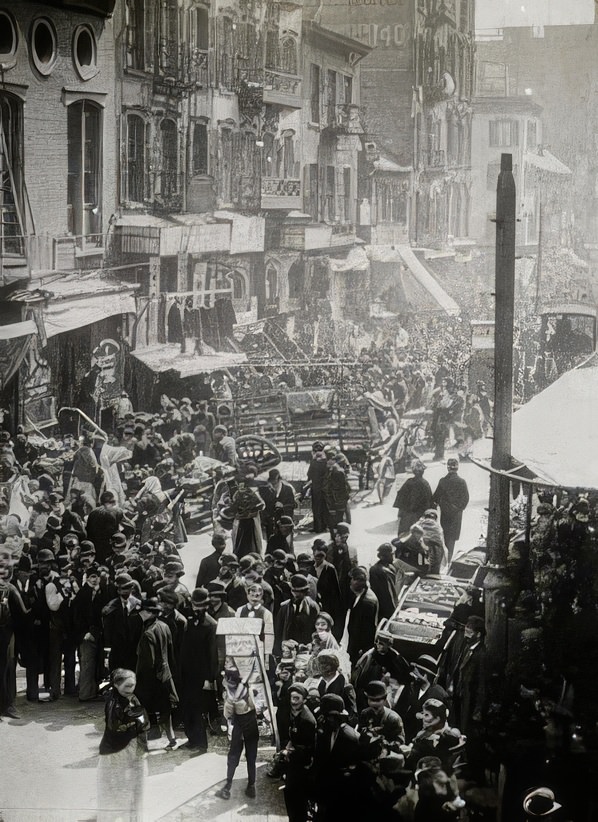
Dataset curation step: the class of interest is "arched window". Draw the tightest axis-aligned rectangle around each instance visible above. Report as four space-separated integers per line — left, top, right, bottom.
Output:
230 271 247 301
266 265 278 301
67 101 102 241
280 36 297 75
160 119 178 197
127 113 146 202
0 92 25 256
288 259 303 300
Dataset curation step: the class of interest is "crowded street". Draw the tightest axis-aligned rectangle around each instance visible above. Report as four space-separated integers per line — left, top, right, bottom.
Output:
2 1 598 821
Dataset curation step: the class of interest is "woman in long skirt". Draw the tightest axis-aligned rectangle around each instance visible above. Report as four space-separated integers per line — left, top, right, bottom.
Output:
97 668 149 822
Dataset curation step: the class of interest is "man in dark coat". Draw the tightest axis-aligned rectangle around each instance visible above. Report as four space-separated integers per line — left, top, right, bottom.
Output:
101 573 144 672
273 574 320 657
306 441 327 534
86 491 127 564
351 635 411 712
359 679 405 749
392 460 433 537
368 543 402 620
195 533 227 588
312 540 344 640
432 458 470 562
259 469 296 539
451 615 485 779
322 450 351 536
72 564 110 701
282 683 317 822
346 567 379 666
180 587 218 752
206 581 236 621
397 654 450 742
264 549 292 616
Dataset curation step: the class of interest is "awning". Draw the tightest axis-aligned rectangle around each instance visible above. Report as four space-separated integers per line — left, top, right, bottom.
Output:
0 319 37 340
524 150 572 176
397 246 461 315
131 344 248 378
373 156 411 174
44 291 137 338
472 356 598 489
328 246 369 273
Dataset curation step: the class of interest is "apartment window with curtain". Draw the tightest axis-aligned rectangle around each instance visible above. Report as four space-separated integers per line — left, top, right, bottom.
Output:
325 165 336 221
489 119 519 147
342 75 353 105
127 113 146 203
160 119 178 198
279 35 297 74
283 133 294 179
306 163 318 220
310 64 320 123
0 92 25 256
126 0 145 69
159 0 178 76
67 100 102 241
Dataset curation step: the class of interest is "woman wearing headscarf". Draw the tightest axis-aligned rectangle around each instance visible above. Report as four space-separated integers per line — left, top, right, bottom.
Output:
97 668 150 821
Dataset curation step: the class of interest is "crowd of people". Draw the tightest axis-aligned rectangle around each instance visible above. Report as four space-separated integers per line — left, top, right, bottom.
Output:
0 367 573 822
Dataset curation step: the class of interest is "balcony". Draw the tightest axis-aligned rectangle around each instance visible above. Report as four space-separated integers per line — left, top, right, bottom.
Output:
261 177 302 210
324 104 364 135
280 222 356 252
235 70 264 116
182 48 208 88
421 149 446 169
264 69 302 108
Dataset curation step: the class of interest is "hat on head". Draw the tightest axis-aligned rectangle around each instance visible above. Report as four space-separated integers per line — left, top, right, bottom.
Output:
114 573 134 588
312 539 327 554
46 514 62 531
312 441 325 452
48 492 64 504
158 589 180 606
319 693 347 716
290 574 309 592
80 540 95 554
278 515 294 527
86 564 100 576
523 788 562 817
414 756 443 777
17 554 32 573
349 566 368 581
335 523 350 535
377 542 394 556
315 611 334 630
213 425 227 435
411 460 426 473
164 561 185 576
207 580 227 596
365 680 387 700
239 555 256 572
466 615 485 635
272 549 287 562
36 549 55 563
191 587 210 605
422 698 447 722
414 654 439 678
141 597 162 614
111 533 128 548
317 649 340 669
288 683 308 699
296 552 313 565
219 553 239 567
62 532 80 546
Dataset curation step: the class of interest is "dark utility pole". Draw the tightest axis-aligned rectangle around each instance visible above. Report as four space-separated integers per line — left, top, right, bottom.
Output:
485 153 516 684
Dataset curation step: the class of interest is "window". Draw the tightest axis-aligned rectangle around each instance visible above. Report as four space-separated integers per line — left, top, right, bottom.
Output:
342 168 351 223
0 92 25 257
230 271 246 301
192 122 208 175
73 25 98 80
30 18 57 76
126 0 149 70
283 133 294 179
489 119 519 147
279 35 297 75
160 119 178 198
195 6 209 51
266 265 278 301
67 101 102 243
527 120 537 149
0 11 18 61
219 128 233 203
262 132 274 178
288 259 303 299
306 163 318 220
310 65 320 123
159 0 178 76
126 114 146 203
325 165 336 221
327 70 337 125
342 75 353 105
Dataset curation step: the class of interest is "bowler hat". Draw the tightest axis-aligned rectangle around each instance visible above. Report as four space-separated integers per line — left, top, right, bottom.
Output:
86 564 100 576
36 549 55 563
414 654 439 678
46 514 62 531
191 587 209 605
297 552 313 565
219 554 239 567
114 573 134 588
158 589 180 606
319 693 347 716
111 533 127 548
272 549 287 562
335 523 350 535
141 597 162 614
523 787 562 817
278 515 294 527
207 581 227 596
164 561 185 576
365 680 387 700
290 574 309 591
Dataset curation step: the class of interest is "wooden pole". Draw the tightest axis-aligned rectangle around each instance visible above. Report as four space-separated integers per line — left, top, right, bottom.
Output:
485 153 517 686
